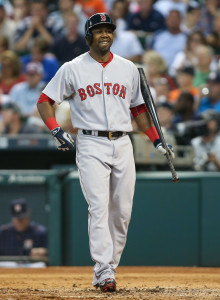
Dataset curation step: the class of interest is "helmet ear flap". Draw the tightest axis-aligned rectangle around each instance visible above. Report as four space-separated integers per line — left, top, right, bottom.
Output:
85 19 93 46
86 32 93 46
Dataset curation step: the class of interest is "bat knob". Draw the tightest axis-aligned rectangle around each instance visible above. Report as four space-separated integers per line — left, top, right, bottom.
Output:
172 178 180 183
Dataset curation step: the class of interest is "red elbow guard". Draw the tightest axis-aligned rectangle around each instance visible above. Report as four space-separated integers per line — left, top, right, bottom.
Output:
130 103 148 118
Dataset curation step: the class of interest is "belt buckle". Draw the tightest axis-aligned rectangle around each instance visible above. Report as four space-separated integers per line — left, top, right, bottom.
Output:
108 132 117 140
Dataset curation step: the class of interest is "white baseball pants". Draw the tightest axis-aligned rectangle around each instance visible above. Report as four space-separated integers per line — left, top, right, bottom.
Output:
76 131 136 285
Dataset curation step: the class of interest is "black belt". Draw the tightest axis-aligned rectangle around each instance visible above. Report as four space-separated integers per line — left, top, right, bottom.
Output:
82 130 128 140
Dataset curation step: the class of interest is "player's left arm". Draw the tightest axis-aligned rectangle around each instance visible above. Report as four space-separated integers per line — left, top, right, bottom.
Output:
130 104 174 158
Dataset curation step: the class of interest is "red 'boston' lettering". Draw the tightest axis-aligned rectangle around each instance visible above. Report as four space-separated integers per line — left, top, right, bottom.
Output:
86 85 95 97
113 83 120 95
119 85 126 99
78 88 87 101
94 83 102 94
104 83 112 94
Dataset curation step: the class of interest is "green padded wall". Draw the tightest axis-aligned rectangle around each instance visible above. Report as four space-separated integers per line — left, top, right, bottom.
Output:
0 170 62 265
201 176 220 266
63 171 220 267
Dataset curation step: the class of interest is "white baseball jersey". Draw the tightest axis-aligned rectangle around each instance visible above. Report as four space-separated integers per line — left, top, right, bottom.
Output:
43 51 144 286
43 52 144 131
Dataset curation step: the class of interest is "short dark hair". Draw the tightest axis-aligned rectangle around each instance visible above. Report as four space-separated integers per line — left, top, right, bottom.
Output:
177 92 194 104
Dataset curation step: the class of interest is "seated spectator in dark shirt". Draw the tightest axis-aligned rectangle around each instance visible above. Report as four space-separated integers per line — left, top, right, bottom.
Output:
127 0 166 48
206 10 220 56
197 72 220 114
0 198 48 257
197 0 219 36
50 12 89 65
127 0 166 33
20 37 60 83
0 102 41 134
173 92 200 124
156 101 175 135
192 109 220 171
14 0 64 54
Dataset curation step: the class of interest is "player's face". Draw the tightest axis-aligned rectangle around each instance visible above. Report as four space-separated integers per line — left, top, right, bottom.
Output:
90 25 113 55
12 217 30 232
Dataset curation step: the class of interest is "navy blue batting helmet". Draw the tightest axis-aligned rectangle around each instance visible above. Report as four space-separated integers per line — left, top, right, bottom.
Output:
85 13 116 45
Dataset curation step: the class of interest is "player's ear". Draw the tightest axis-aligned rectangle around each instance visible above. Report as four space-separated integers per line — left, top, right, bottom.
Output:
85 35 93 46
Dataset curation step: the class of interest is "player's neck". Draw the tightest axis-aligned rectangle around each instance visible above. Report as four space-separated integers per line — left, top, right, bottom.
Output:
89 49 111 63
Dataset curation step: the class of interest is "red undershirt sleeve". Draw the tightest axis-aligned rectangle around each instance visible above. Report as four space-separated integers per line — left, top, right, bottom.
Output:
37 93 55 105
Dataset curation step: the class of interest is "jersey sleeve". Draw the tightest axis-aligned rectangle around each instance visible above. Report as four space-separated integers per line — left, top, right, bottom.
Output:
42 63 75 104
130 64 145 108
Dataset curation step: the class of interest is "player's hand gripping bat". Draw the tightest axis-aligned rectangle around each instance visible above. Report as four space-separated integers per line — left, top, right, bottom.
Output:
138 67 180 183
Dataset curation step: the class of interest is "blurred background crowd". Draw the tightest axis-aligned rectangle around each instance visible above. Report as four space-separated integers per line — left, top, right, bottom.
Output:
0 0 220 171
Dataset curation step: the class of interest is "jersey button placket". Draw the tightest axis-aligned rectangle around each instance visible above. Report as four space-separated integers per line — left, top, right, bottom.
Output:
103 69 110 131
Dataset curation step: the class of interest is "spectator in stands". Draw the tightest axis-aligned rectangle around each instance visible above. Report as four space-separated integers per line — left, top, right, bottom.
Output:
197 0 219 35
142 50 176 90
0 198 48 257
20 38 60 83
197 72 220 114
111 28 144 63
0 35 9 60
127 0 166 48
154 0 187 18
156 101 174 133
49 0 87 36
156 101 176 138
110 0 129 32
169 66 199 103
50 12 89 65
154 77 171 104
193 45 216 88
0 0 16 49
12 0 30 24
206 10 220 56
180 3 201 35
173 92 200 124
151 10 187 69
76 0 107 18
45 0 59 13
192 109 220 171
169 30 207 77
14 0 64 54
0 50 26 95
9 62 45 117
0 102 41 134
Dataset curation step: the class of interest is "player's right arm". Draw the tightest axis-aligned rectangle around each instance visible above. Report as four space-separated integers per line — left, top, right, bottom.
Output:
37 93 74 151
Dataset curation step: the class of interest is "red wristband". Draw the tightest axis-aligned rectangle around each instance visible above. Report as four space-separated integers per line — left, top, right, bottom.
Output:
145 126 159 143
45 117 59 131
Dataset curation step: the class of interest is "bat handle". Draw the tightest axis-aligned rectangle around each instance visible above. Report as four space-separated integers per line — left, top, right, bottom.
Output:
165 153 180 183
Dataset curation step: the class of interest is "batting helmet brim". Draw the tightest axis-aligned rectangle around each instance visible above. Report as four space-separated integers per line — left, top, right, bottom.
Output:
88 22 116 32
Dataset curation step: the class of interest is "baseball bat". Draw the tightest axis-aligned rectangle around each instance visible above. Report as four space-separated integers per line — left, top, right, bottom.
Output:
138 67 180 183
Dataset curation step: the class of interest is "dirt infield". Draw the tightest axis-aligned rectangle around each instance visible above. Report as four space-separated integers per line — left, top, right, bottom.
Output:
0 266 220 300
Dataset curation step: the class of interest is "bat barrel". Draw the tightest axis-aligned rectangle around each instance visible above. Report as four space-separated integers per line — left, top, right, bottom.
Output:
138 67 180 183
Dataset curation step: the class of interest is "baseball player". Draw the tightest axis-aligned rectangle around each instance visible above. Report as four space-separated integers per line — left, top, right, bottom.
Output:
37 13 174 292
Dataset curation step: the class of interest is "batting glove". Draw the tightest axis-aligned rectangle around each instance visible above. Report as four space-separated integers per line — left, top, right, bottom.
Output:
51 127 74 151
154 139 175 159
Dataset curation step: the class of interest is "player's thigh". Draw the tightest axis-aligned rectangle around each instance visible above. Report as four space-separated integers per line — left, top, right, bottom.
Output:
110 136 136 204
76 135 112 208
